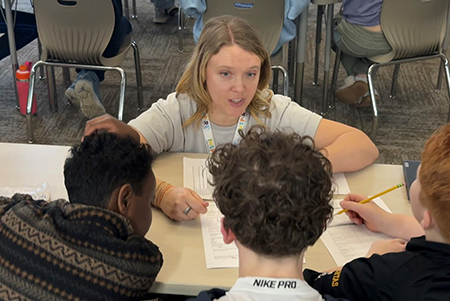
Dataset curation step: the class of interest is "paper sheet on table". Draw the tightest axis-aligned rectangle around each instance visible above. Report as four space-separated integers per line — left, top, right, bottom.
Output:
0 182 51 201
183 157 214 200
321 197 393 266
200 202 239 269
332 173 351 195
200 202 307 269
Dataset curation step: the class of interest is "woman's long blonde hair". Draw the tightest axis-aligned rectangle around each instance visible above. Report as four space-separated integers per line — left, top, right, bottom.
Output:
176 15 273 128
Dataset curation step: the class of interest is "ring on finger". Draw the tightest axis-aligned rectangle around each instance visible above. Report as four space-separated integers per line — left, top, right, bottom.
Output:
183 206 192 215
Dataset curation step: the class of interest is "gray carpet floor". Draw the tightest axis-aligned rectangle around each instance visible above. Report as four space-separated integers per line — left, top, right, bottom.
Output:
1 2 449 165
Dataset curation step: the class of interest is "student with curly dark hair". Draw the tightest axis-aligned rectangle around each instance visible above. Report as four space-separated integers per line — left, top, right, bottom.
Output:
0 132 163 300
64 131 156 237
188 126 349 301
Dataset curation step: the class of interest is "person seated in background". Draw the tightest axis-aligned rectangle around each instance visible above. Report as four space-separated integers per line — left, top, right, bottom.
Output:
0 132 163 300
178 0 308 55
304 123 450 300
64 0 132 119
188 126 349 301
83 15 379 222
150 0 179 23
333 0 391 107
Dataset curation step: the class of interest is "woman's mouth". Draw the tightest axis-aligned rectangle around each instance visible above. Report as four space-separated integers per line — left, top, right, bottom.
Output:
229 98 246 107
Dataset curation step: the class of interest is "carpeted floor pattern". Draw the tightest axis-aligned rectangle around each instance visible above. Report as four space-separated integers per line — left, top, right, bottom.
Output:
0 2 449 165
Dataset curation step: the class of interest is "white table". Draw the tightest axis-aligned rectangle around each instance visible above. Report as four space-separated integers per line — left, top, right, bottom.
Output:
0 142 69 199
0 143 412 296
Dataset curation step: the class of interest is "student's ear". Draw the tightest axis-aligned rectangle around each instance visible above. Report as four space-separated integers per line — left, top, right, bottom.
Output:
220 217 236 244
117 184 133 215
420 209 435 230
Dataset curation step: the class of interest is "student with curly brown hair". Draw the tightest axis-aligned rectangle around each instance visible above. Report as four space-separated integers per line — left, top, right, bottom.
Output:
304 123 450 300
186 126 349 301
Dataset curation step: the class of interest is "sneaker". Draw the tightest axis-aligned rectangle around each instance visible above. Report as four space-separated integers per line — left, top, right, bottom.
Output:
335 75 366 105
335 75 379 107
65 81 79 105
75 71 106 119
153 5 178 24
356 89 380 108
154 9 170 24
166 5 179 16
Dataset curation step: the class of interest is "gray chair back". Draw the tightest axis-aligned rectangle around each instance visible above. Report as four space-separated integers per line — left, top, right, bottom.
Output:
34 0 115 65
369 0 449 63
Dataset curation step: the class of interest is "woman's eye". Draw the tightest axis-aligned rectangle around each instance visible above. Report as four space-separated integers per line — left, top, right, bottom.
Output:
220 72 230 77
247 72 257 78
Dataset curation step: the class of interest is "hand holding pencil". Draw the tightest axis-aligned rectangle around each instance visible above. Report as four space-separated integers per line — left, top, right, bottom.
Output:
336 183 405 215
337 183 404 234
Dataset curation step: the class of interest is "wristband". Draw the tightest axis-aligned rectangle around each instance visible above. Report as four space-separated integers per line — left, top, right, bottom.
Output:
154 181 174 208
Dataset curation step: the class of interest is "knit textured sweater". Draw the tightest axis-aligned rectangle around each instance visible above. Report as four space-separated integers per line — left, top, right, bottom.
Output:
0 194 163 301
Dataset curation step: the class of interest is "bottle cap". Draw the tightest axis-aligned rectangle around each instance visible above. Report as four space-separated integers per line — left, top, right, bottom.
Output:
16 65 30 80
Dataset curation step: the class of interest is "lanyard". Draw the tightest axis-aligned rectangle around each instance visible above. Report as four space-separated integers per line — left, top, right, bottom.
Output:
202 112 247 154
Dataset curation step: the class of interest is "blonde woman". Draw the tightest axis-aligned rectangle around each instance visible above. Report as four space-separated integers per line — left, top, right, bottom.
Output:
85 15 379 221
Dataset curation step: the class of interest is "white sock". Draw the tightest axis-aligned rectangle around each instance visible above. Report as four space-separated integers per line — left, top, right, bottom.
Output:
354 75 368 83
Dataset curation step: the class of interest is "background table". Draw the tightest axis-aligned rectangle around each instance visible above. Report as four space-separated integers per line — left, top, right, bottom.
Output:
0 143 413 296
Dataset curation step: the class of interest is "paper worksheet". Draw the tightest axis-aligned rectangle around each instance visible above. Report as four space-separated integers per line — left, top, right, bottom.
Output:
320 197 393 266
200 202 239 269
200 202 306 269
183 157 350 199
332 173 351 195
183 157 214 200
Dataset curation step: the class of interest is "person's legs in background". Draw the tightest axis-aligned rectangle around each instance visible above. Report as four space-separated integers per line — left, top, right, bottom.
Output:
65 69 105 119
151 0 178 24
65 0 132 119
332 18 391 107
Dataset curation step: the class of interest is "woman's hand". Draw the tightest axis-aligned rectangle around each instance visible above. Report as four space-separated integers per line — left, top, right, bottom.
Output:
160 187 209 221
84 114 140 142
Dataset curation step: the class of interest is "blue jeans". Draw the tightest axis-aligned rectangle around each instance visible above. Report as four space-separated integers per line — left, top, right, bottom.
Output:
76 0 132 82
151 0 175 10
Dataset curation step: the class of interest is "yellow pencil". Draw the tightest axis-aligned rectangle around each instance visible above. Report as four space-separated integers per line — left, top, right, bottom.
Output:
336 183 405 215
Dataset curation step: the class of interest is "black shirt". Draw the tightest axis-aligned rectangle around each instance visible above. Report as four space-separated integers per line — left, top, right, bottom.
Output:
304 236 450 301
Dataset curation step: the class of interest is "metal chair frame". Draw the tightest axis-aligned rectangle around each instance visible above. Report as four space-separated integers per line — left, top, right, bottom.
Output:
364 53 450 140
177 7 191 53
27 0 144 143
328 0 450 141
310 0 341 115
124 0 138 20
27 40 144 143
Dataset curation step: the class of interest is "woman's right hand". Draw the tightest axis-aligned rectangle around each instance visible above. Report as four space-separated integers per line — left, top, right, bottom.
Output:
160 187 209 221
84 114 140 142
340 193 391 233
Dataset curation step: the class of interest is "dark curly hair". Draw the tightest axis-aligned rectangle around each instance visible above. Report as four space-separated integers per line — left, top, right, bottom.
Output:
64 131 156 208
207 126 334 258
